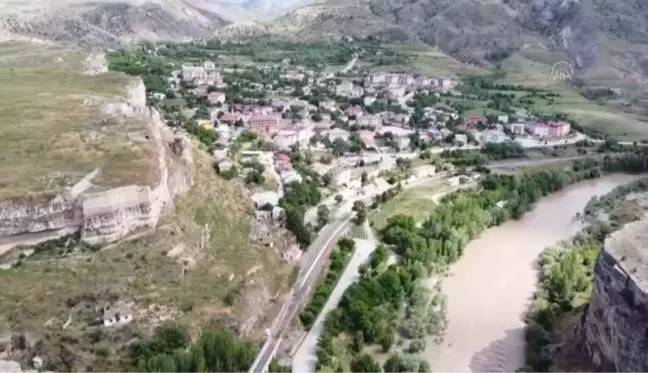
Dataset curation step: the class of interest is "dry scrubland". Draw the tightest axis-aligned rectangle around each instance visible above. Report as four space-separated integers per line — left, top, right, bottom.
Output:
0 42 294 370
0 42 157 201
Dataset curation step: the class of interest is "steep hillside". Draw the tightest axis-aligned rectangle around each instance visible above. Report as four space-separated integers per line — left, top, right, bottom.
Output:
0 0 231 49
270 0 648 105
0 41 295 371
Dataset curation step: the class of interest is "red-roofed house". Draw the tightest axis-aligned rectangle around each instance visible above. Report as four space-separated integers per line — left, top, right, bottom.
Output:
248 114 283 131
359 130 376 149
465 115 487 125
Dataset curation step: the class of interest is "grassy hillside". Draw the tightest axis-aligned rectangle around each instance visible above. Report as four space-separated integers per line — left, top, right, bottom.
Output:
0 42 157 201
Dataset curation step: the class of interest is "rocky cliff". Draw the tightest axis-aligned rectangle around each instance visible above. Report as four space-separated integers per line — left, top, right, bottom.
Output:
579 218 648 371
0 74 193 250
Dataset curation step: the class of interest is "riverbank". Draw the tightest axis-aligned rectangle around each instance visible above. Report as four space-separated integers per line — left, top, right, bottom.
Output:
424 174 640 372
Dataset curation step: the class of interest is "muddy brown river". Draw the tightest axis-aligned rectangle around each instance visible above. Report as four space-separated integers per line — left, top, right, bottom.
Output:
425 174 640 372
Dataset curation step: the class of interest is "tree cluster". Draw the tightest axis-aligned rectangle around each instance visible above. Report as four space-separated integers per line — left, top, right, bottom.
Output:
300 238 356 329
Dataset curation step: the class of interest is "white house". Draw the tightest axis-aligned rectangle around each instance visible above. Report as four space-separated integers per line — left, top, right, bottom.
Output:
497 115 510 124
102 303 133 327
357 115 383 128
394 135 411 150
364 96 377 107
455 134 468 145
252 191 280 208
480 129 510 144
280 170 303 185
326 128 350 142
336 81 364 98
510 122 525 135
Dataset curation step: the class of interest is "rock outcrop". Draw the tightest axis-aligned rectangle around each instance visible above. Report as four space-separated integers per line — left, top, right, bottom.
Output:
579 218 648 371
0 76 193 250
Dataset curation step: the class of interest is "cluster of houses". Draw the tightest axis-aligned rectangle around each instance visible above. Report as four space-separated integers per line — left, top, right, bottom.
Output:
463 114 572 144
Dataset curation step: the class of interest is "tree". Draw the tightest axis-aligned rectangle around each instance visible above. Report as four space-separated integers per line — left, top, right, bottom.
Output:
335 194 344 204
361 171 368 186
353 200 367 225
245 170 265 185
350 354 381 373
317 205 331 228
383 355 402 373
331 138 349 157
378 332 395 353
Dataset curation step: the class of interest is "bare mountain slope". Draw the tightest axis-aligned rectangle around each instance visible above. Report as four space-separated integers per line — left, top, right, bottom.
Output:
270 0 648 81
0 0 232 48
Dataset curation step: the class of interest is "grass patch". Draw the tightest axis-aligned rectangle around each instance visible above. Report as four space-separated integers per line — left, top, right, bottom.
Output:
0 41 157 201
369 190 438 230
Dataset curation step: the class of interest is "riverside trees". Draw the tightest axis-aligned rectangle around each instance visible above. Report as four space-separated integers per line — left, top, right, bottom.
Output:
314 153 648 371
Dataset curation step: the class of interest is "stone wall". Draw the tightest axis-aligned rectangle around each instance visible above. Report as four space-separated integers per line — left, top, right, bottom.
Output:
0 77 194 251
579 218 648 371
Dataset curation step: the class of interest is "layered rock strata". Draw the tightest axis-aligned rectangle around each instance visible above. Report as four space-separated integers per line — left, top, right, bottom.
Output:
0 78 193 250
579 218 648 371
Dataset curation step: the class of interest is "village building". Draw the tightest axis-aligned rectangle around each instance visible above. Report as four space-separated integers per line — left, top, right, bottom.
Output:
546 120 571 138
359 130 377 149
357 115 383 128
394 135 411 150
364 96 377 107
479 129 509 144
510 122 525 135
345 105 364 118
336 81 364 98
280 170 303 185
248 114 283 131
454 134 468 145
207 91 226 105
326 128 350 142
251 191 280 209
102 303 133 327
319 100 337 111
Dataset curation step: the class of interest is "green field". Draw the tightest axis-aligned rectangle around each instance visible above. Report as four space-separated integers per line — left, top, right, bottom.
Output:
501 55 648 140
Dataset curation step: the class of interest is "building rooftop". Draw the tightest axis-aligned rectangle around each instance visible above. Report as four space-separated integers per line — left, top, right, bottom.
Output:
605 218 648 291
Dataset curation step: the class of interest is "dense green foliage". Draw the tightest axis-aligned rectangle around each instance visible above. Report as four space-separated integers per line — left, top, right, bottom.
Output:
108 47 173 94
300 238 356 329
131 324 257 372
481 140 526 160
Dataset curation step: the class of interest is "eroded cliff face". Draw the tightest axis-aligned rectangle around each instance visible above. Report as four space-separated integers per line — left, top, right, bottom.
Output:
579 218 648 371
0 76 194 250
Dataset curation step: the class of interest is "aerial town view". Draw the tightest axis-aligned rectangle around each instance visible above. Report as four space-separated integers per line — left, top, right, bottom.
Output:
2 1 648 373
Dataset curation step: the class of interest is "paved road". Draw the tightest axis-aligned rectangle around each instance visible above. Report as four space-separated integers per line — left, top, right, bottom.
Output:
249 218 352 373
292 224 378 373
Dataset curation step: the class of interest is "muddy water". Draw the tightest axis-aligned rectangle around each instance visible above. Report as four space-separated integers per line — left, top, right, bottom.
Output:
425 174 640 372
